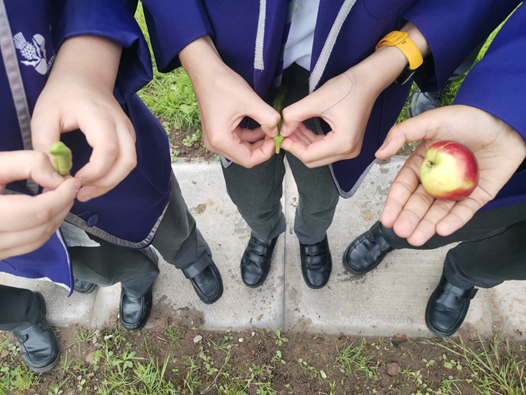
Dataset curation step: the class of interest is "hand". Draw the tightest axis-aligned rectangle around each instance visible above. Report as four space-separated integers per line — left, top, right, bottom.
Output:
280 22 430 168
180 36 280 168
279 67 379 168
376 105 526 246
0 151 80 260
31 36 136 202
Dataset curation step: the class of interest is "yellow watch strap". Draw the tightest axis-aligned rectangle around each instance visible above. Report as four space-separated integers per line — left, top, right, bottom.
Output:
375 31 423 70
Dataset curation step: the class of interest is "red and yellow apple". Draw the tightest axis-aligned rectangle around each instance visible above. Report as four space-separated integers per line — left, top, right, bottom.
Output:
420 141 479 201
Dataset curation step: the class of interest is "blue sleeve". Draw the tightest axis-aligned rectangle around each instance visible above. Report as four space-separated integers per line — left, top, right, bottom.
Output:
402 0 522 92
453 4 526 142
141 0 213 73
52 0 153 102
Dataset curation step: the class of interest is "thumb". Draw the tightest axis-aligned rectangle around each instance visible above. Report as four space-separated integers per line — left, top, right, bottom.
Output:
31 108 62 153
375 110 441 159
244 95 281 138
281 94 321 137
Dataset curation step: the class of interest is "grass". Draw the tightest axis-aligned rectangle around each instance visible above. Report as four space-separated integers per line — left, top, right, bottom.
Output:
423 333 526 395
134 3 201 162
1 328 526 394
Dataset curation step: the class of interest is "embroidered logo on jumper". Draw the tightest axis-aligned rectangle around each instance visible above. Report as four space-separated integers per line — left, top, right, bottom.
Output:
13 32 48 75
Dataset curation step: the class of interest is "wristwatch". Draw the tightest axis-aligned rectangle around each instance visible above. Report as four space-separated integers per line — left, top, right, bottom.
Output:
375 31 423 85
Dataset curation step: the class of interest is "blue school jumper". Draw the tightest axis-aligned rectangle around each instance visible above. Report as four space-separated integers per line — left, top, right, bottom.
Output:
0 0 171 293
141 0 525 210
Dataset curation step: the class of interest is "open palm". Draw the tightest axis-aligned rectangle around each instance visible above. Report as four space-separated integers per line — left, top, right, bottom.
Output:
376 105 526 246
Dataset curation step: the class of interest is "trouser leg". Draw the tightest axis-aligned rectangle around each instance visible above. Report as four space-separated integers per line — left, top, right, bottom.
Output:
382 201 526 250
287 152 340 244
444 219 526 289
281 64 340 245
69 238 159 299
381 201 526 288
152 172 212 270
222 153 287 241
448 42 484 81
0 285 42 332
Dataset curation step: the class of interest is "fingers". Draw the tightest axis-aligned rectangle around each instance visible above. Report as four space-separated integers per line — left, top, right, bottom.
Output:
73 109 137 194
376 110 444 159
0 177 76 260
31 109 62 155
0 151 66 190
243 94 281 138
281 124 361 167
0 177 78 232
281 93 322 137
0 199 72 260
404 199 455 246
380 153 423 228
435 193 487 237
204 126 275 168
236 127 267 143
76 118 137 202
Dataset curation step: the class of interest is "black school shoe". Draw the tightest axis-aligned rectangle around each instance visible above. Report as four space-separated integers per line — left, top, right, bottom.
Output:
343 221 394 275
73 277 99 294
12 292 60 373
120 287 153 332
425 273 478 337
240 235 278 288
182 258 223 304
300 235 332 289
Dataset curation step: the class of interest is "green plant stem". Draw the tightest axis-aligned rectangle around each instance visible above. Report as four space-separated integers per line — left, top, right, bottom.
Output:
272 86 288 154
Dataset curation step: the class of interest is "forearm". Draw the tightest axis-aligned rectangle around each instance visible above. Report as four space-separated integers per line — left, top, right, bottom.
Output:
49 35 122 92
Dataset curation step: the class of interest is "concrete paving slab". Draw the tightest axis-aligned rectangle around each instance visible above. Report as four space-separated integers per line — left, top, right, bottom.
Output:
487 281 526 338
0 272 94 327
1 157 524 339
156 161 285 332
282 158 494 338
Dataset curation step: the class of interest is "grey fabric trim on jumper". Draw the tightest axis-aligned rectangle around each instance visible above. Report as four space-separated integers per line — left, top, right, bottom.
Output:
220 155 233 169
254 0 266 71
313 118 374 199
309 0 357 93
0 0 38 195
64 199 170 249
1 188 19 195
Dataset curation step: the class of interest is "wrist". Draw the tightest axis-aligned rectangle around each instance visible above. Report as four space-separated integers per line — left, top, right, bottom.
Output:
180 35 224 82
353 45 408 93
51 36 121 92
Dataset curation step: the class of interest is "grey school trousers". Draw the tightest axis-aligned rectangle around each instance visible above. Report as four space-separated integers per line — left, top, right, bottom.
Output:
70 171 212 297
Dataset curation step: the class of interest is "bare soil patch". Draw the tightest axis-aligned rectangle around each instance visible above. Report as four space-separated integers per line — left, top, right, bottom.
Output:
3 303 524 394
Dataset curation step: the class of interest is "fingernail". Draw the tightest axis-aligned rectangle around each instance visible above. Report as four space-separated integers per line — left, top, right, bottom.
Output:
74 180 82 192
280 125 288 136
52 172 63 181
379 140 389 150
78 176 88 185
